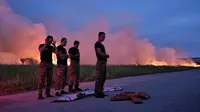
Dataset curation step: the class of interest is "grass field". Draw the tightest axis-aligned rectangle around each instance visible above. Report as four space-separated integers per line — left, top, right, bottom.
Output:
0 64 199 96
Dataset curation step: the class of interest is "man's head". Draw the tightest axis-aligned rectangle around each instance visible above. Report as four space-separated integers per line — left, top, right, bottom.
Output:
98 32 106 42
45 35 53 45
73 40 80 48
61 37 67 46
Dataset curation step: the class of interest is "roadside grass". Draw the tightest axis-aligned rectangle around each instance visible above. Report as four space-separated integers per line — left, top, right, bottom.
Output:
0 64 199 96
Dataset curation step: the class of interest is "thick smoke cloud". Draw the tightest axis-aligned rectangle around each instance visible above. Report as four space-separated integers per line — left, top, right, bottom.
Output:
0 0 196 66
0 0 46 62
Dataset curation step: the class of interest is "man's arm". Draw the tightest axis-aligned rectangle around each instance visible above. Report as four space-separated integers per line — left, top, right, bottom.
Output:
95 43 107 57
52 45 58 55
52 40 58 55
69 54 77 58
58 50 68 59
38 44 47 53
96 48 106 57
68 48 77 59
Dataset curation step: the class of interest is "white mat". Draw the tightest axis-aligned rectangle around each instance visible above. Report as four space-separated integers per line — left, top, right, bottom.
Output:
52 86 123 102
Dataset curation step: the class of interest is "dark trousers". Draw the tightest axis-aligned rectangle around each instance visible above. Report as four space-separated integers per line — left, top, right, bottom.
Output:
38 62 53 96
69 60 80 88
95 60 107 94
55 65 67 91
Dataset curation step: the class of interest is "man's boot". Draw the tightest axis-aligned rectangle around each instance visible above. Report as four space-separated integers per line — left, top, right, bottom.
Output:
74 85 82 92
60 90 68 94
68 85 74 93
45 89 54 97
102 93 108 97
38 90 44 100
46 93 54 97
55 91 62 96
94 90 104 98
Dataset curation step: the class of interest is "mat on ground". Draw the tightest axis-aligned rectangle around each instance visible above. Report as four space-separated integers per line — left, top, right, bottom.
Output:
52 86 123 102
110 91 151 104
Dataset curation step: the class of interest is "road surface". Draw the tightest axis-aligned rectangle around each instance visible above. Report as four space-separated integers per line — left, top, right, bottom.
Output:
1 69 200 112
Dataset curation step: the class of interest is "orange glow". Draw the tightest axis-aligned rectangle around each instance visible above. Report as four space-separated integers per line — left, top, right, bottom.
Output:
52 54 57 65
0 2 199 67
52 54 70 66
67 58 71 66
135 59 200 67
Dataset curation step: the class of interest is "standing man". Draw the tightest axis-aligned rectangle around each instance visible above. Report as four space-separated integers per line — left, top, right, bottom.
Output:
38 35 58 100
68 40 82 93
94 32 110 98
55 37 68 96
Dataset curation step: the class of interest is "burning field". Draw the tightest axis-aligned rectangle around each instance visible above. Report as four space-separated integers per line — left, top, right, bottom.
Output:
0 0 200 67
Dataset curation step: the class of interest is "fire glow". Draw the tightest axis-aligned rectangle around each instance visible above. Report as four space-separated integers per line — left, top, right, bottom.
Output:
0 0 200 67
146 60 200 67
51 55 200 67
52 54 71 66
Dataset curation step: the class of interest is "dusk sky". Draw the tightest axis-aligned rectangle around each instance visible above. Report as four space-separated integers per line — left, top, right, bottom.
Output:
5 0 200 57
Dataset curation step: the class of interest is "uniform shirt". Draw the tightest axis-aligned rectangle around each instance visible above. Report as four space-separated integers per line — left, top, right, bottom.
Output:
94 41 107 61
68 47 80 63
38 44 55 63
56 45 68 65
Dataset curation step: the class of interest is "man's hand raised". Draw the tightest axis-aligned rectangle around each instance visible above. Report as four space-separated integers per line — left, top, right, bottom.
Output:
106 54 110 58
52 40 56 47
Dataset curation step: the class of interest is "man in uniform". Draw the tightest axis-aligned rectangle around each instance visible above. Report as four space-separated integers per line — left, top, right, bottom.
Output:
38 35 58 100
55 37 68 96
94 32 110 98
68 40 82 93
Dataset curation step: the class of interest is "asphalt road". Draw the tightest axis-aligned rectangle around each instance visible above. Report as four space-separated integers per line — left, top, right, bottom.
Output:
1 69 200 112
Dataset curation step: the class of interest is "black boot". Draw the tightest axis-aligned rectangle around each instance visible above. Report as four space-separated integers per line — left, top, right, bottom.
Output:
102 93 108 96
94 93 104 98
45 89 54 97
38 95 44 100
94 90 104 98
38 91 44 100
46 94 54 97
68 85 74 93
60 90 68 94
55 92 62 96
74 85 82 92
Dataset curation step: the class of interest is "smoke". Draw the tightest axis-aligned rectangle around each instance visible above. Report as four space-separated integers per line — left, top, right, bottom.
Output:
0 0 195 66
64 17 190 65
0 0 46 61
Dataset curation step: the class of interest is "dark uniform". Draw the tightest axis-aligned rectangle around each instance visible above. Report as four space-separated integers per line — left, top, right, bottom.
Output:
38 44 55 97
94 41 107 96
55 45 68 94
68 47 81 92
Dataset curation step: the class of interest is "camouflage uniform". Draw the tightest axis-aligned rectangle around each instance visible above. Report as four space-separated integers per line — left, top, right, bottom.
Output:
55 65 67 91
68 46 82 92
38 62 53 96
69 60 80 88
94 41 108 97
95 60 107 94
38 43 55 98
55 45 68 95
